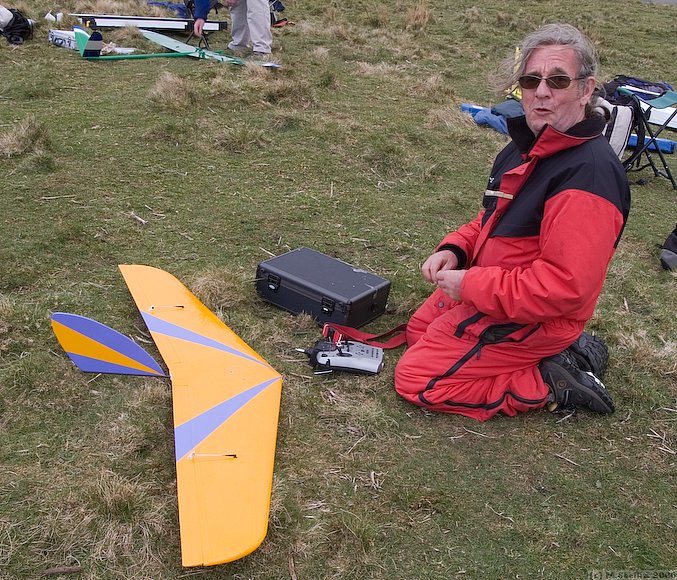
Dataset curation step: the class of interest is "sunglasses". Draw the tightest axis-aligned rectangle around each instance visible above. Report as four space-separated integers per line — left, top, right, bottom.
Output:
518 74 585 90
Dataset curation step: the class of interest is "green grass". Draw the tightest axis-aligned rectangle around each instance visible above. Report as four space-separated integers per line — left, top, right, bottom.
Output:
1 0 676 578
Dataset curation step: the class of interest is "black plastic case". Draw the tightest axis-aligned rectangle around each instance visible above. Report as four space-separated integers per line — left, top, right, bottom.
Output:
256 247 390 327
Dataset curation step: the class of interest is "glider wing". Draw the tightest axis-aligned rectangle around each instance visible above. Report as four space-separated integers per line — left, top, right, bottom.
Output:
118 264 283 567
142 30 281 68
142 30 243 64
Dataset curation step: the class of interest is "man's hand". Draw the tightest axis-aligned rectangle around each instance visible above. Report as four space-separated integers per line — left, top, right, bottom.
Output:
435 269 466 301
193 18 205 36
421 250 459 283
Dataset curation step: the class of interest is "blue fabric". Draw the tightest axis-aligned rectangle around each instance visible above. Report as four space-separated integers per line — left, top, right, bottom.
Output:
147 1 190 17
492 98 524 119
193 0 210 19
472 109 509 135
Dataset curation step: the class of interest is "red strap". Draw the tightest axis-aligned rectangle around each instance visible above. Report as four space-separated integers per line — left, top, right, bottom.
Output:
323 323 408 349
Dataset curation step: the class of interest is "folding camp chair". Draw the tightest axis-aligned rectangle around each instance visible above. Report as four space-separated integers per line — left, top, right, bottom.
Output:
619 87 677 189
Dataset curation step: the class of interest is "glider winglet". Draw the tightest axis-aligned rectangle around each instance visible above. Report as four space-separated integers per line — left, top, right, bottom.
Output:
51 312 166 376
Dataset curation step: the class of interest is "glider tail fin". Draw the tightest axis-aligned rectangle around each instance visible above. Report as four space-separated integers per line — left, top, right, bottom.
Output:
74 26 103 58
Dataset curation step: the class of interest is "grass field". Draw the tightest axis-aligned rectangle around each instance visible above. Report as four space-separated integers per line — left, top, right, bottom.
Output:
1 0 676 578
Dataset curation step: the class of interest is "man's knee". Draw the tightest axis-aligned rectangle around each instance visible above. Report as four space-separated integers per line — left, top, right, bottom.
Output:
394 349 428 402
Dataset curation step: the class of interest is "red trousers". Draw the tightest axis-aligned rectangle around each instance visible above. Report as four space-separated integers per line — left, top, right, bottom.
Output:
394 288 583 421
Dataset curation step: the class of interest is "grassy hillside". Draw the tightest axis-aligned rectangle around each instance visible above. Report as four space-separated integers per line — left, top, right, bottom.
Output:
1 0 675 578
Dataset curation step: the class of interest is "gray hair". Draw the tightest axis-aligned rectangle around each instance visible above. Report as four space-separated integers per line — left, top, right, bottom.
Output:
496 23 601 111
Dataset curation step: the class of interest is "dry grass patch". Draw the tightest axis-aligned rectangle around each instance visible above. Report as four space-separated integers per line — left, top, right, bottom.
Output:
423 104 508 153
405 0 432 31
211 122 269 152
0 115 50 159
93 468 154 521
147 72 198 111
424 104 477 130
409 73 442 95
189 267 252 311
319 380 399 438
355 61 406 78
262 77 315 107
312 46 330 61
93 412 149 461
0 293 13 347
209 74 245 100
270 110 304 131
105 25 149 47
364 3 390 28
210 72 315 108
617 330 677 381
459 5 485 24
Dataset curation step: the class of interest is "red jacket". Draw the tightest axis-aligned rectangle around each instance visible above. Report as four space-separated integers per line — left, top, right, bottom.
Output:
439 115 630 327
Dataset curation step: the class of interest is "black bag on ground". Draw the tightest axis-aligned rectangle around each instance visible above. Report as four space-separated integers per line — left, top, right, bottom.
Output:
0 8 32 45
660 223 677 271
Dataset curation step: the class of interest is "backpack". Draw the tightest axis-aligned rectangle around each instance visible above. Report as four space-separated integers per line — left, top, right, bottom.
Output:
0 8 32 45
596 97 634 160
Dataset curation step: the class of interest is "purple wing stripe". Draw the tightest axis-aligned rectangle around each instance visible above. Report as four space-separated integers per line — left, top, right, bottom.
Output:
141 312 268 367
174 377 279 461
68 353 166 376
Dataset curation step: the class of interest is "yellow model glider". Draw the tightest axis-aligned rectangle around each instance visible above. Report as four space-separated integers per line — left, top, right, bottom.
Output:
51 265 283 566
118 265 283 567
52 265 282 566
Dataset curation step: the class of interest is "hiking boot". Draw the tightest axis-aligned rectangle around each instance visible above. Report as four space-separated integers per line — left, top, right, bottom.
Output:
566 331 608 379
539 350 615 414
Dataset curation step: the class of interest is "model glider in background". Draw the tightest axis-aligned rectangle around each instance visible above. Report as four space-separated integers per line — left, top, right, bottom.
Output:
72 26 280 67
51 265 283 567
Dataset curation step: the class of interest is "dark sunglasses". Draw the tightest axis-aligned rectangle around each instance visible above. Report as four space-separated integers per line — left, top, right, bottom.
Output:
518 74 585 90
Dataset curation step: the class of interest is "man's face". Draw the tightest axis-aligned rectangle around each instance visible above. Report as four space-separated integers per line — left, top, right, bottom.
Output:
521 45 596 134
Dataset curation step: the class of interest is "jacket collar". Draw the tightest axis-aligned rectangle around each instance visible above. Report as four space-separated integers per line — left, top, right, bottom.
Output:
507 114 607 158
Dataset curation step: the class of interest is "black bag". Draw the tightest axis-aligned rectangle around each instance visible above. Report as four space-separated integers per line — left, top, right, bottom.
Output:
0 9 32 45
660 223 677 271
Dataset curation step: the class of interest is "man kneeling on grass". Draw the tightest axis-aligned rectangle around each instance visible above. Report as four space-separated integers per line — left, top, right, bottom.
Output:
395 23 630 421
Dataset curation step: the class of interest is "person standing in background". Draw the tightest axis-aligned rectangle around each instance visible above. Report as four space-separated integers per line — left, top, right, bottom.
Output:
193 0 272 57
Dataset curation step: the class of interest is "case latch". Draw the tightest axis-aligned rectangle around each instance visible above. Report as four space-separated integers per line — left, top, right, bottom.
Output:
267 274 281 292
321 297 335 316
